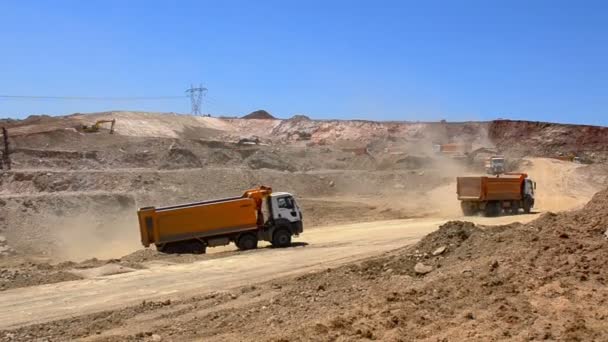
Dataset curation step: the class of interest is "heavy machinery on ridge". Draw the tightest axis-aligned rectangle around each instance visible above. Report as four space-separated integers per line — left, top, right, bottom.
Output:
81 119 116 134
137 186 303 254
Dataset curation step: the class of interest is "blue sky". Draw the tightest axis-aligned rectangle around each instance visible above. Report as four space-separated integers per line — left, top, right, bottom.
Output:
1 0 607 125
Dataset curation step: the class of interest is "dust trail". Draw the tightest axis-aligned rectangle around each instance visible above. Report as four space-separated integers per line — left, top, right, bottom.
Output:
48 209 141 262
520 158 598 212
2 192 145 262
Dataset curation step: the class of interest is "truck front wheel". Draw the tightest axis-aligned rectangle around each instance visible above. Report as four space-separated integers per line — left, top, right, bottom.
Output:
272 229 292 248
236 233 258 250
523 196 533 214
510 201 520 215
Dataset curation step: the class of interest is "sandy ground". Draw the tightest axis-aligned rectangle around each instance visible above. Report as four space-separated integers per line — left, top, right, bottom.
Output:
0 214 539 330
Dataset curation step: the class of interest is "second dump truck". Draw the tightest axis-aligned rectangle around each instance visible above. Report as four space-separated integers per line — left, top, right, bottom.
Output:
137 186 303 253
457 173 536 216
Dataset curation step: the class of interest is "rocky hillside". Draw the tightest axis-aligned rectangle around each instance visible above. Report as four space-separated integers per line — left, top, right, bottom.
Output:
489 120 608 163
3 113 606 162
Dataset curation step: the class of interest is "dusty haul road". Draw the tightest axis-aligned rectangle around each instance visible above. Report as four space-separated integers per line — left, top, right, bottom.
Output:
0 214 538 330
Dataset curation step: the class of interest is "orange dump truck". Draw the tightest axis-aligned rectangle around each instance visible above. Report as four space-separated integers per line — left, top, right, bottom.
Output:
457 173 536 216
137 186 303 253
433 143 472 157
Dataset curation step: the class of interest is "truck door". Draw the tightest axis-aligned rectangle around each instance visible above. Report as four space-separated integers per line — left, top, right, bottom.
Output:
275 196 301 222
524 179 534 198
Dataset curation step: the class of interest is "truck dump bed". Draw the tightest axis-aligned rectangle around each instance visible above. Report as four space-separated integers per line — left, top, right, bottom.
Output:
457 177 483 200
138 196 259 247
457 175 525 201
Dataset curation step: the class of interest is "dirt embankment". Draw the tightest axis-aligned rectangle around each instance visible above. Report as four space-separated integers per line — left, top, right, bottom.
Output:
4 188 605 341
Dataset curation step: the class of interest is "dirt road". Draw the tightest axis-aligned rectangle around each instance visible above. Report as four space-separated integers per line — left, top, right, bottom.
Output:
0 214 538 330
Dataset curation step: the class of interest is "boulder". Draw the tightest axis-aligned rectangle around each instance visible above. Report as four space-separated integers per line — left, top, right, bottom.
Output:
414 263 433 275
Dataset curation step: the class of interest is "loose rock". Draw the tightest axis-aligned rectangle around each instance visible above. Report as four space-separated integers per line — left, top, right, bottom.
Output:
432 246 447 256
414 263 433 275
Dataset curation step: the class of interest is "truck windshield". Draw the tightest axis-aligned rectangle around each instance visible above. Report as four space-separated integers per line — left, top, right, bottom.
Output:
278 197 294 209
527 180 534 194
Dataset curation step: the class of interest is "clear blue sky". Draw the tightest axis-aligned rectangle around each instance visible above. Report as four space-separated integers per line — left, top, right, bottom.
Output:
1 0 607 125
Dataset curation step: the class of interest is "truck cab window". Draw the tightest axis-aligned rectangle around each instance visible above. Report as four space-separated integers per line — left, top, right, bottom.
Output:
278 197 294 209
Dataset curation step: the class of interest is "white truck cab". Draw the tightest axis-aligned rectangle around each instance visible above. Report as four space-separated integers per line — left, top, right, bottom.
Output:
263 193 303 245
523 178 536 212
270 192 303 223
524 178 536 198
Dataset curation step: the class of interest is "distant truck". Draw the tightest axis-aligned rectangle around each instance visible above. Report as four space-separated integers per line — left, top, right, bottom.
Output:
137 186 303 253
457 173 536 216
432 143 472 158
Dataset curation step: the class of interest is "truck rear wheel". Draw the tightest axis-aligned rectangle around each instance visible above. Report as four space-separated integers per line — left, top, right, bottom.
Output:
236 233 258 250
272 229 292 248
510 201 519 215
460 202 476 216
484 201 500 217
157 239 206 254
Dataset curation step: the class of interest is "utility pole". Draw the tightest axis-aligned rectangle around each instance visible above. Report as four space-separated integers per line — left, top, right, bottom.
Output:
1 127 10 170
185 84 208 116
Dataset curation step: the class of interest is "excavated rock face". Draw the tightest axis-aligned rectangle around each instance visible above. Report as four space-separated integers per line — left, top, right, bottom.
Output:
0 235 15 257
489 120 608 163
245 150 296 172
159 148 202 169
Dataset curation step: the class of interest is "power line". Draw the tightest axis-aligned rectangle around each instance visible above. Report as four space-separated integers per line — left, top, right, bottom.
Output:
0 95 185 100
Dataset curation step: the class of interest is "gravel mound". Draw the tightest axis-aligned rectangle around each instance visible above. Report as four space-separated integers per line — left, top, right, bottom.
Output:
242 110 275 120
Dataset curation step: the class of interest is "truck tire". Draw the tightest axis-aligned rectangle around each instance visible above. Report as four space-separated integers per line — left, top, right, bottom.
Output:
157 240 206 254
272 229 292 248
460 202 476 216
510 201 519 215
236 233 258 250
523 196 533 214
484 201 500 217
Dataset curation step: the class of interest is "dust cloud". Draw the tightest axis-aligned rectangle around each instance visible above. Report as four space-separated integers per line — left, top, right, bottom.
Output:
519 158 598 212
47 210 141 262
